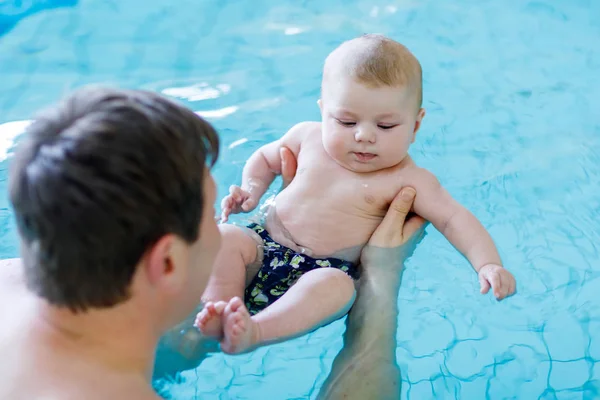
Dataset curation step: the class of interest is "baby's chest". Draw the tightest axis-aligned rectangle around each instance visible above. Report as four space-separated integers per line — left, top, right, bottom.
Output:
297 163 400 214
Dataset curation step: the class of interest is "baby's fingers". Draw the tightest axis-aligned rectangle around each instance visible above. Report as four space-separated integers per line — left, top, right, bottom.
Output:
479 273 491 294
502 274 517 299
241 198 257 212
495 274 514 301
220 197 234 222
509 276 517 296
229 185 244 203
220 207 231 223
487 272 502 299
483 271 502 299
221 195 234 211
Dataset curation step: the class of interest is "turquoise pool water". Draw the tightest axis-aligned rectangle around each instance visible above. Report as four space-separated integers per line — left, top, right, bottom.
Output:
1 0 599 398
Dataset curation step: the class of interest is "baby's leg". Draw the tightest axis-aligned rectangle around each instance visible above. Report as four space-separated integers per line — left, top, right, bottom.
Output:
196 224 260 338
221 268 356 354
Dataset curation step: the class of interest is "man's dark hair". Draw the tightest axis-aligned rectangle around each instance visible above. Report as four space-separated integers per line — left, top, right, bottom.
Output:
8 86 219 312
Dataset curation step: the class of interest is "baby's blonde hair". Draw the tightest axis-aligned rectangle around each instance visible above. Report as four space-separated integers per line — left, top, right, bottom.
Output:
323 34 423 109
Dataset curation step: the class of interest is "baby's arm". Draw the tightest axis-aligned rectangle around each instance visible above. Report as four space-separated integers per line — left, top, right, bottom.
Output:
410 168 515 299
221 122 309 221
411 168 501 270
240 122 308 204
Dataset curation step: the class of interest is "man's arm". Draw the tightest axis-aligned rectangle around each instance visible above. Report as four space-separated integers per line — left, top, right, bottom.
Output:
410 168 502 272
240 122 309 203
318 188 426 400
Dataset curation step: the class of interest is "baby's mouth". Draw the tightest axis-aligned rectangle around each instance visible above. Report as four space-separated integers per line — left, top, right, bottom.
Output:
353 152 377 162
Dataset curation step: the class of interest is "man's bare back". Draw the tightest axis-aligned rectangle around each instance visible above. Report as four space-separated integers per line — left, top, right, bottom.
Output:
0 260 160 400
0 86 227 400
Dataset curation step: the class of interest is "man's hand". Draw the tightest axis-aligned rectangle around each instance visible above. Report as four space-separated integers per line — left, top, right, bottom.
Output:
360 188 427 272
479 263 516 300
280 146 297 189
318 189 426 400
366 188 426 249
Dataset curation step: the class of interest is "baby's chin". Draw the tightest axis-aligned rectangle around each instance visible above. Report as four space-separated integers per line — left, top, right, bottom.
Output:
335 157 388 173
324 146 403 173
336 156 407 173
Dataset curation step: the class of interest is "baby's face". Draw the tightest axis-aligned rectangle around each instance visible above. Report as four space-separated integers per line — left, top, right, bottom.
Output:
319 77 424 173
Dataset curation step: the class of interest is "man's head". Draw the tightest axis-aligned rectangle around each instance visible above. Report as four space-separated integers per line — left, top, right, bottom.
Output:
319 34 425 172
9 86 221 323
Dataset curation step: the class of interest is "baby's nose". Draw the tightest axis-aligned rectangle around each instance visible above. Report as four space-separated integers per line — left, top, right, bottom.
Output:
354 127 376 143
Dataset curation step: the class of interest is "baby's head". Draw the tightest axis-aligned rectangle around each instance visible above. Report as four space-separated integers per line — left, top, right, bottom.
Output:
318 34 425 173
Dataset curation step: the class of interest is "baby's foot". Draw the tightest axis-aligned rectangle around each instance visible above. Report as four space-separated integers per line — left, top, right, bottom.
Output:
220 297 261 354
194 301 227 338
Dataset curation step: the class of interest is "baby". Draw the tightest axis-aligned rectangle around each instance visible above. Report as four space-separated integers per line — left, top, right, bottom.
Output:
196 34 516 354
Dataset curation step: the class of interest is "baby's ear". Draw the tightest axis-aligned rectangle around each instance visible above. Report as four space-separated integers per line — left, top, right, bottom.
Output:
412 108 426 142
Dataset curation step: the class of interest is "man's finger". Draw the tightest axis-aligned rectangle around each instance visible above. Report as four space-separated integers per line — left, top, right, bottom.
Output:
370 188 417 246
280 147 297 188
402 214 426 241
391 188 416 215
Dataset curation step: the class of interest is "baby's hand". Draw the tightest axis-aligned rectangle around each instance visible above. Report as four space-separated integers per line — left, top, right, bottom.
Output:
478 264 516 300
220 185 257 223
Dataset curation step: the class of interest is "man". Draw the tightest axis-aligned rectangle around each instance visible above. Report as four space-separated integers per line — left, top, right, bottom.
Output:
0 86 425 399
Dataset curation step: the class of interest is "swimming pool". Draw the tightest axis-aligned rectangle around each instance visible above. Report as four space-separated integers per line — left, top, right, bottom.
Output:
1 0 599 398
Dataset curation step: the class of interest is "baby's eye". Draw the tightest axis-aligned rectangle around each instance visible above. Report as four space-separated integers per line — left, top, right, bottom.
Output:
335 119 356 127
378 124 397 130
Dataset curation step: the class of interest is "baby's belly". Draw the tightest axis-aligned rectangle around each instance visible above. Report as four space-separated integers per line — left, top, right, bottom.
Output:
264 192 384 263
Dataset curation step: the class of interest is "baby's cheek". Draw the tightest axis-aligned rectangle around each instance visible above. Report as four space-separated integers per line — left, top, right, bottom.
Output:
325 131 347 152
333 132 349 148
387 134 412 153
380 140 410 165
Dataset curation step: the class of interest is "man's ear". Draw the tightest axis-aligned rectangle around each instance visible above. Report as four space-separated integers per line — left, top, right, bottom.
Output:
145 234 185 292
411 108 426 143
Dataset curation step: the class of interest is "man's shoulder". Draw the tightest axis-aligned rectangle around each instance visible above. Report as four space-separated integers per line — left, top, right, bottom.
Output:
0 258 24 289
0 259 27 327
0 380 162 400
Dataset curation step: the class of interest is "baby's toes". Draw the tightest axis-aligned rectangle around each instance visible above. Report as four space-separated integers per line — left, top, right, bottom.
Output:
195 312 209 327
204 302 217 315
227 297 245 313
213 301 228 314
198 313 210 325
234 316 246 331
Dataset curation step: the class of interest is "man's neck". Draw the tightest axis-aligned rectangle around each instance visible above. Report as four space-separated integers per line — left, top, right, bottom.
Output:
34 298 160 380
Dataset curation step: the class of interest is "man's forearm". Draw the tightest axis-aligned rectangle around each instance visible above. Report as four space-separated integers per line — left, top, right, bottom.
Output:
342 274 400 355
317 264 403 400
